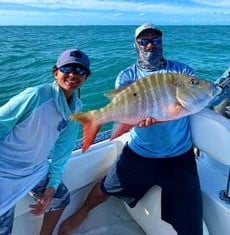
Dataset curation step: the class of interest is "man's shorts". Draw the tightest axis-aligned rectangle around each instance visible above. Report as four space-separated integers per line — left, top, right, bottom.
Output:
0 207 15 235
100 143 200 208
100 144 203 235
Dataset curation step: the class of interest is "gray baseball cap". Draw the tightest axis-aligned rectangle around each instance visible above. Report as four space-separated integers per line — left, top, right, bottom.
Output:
56 49 91 74
135 23 162 39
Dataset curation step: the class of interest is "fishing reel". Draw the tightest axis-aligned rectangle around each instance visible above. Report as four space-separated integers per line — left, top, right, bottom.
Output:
211 68 230 117
216 69 230 89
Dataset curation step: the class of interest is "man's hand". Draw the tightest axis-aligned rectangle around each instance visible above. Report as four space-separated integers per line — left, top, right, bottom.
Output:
138 117 157 127
29 188 55 216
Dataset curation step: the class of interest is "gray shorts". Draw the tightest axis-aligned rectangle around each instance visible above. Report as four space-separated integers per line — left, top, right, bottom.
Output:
0 176 70 235
0 207 15 235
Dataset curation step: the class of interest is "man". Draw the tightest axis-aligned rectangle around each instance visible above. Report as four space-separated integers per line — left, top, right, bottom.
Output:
58 23 209 235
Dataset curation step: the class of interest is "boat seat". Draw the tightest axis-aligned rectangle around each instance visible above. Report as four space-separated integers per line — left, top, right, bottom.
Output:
125 185 177 235
125 185 209 235
190 108 230 166
63 141 118 192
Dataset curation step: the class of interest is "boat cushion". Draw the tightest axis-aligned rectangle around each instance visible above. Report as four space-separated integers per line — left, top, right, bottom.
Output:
190 109 230 165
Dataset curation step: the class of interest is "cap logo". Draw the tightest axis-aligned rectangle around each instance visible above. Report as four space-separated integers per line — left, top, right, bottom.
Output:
70 50 82 58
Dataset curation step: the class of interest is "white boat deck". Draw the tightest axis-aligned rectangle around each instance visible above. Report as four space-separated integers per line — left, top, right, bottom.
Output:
13 182 146 235
69 191 146 235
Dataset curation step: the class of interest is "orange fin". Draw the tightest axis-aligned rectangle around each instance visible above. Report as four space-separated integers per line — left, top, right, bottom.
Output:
70 112 101 152
110 123 134 140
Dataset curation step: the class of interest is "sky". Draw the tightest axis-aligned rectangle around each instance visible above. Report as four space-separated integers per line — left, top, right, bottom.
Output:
0 0 230 25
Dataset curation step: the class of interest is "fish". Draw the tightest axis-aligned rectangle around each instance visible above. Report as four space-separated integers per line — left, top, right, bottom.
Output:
70 72 219 152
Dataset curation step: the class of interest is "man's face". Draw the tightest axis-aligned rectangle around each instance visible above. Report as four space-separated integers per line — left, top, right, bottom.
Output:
136 31 162 51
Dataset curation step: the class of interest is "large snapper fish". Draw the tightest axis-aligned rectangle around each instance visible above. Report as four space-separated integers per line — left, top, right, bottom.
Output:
70 73 218 152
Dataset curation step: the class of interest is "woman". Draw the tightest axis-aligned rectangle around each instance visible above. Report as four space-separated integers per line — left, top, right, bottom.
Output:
0 48 91 235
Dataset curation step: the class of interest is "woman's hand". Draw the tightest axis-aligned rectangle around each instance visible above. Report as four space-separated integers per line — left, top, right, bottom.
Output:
29 188 55 216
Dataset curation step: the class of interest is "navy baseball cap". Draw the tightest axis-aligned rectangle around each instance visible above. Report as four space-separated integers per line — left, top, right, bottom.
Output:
56 49 91 74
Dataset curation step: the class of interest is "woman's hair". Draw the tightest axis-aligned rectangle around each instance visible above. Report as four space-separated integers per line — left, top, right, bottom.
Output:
52 65 58 74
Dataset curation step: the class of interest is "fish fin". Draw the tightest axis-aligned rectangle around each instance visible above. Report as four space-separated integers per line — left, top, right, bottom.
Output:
70 112 101 152
110 122 134 140
105 86 128 100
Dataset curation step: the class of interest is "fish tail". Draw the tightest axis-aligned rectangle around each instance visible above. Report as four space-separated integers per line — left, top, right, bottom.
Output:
70 111 101 152
110 123 134 140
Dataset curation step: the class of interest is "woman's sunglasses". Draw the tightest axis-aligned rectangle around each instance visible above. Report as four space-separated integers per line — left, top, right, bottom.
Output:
59 65 88 75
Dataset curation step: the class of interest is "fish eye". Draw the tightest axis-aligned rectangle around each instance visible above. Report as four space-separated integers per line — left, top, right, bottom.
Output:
190 78 198 85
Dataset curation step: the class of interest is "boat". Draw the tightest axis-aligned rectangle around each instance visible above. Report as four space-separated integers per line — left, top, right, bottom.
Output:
11 107 230 235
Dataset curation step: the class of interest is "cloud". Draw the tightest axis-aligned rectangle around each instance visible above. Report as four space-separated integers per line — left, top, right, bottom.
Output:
0 0 229 25
1 0 163 12
192 0 230 8
0 0 228 13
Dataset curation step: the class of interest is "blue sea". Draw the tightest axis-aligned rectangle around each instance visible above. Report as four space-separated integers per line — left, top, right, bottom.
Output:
0 25 229 136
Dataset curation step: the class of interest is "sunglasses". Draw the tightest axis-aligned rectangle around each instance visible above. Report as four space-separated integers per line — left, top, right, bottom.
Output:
137 37 161 47
59 65 88 75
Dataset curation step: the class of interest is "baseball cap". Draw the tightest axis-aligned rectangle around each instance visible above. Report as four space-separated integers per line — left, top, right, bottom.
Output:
56 49 91 74
135 23 162 39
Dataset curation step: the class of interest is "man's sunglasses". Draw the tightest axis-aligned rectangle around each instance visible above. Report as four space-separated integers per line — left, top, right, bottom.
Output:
137 37 161 47
59 65 88 75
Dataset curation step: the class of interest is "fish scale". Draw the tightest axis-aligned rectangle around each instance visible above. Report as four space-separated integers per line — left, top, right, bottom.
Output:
70 72 217 152
157 74 175 118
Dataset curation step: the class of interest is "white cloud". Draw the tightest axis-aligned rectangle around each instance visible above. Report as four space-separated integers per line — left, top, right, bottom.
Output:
0 0 228 14
192 0 230 8
114 13 122 17
139 13 145 17
0 0 229 25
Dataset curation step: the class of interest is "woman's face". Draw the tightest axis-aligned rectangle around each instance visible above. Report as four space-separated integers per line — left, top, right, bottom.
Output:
54 64 88 100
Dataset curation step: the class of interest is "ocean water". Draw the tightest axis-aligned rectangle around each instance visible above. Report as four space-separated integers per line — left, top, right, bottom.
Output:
0 25 229 135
